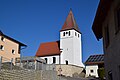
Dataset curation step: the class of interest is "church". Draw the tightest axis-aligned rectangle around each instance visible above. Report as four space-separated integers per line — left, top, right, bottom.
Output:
36 9 84 77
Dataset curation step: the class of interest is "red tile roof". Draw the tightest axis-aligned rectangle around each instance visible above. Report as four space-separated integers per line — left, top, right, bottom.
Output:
35 41 61 57
60 9 80 33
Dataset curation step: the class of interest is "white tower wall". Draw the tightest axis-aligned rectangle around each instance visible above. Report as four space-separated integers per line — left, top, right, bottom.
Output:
60 29 84 67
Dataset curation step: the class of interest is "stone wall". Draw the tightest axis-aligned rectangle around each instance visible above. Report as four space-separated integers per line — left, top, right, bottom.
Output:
56 64 83 77
0 70 58 80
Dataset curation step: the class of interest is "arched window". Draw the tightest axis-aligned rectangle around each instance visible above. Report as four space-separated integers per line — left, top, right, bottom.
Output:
75 32 77 36
66 60 68 65
53 57 56 63
45 58 47 63
63 32 65 36
69 31 70 36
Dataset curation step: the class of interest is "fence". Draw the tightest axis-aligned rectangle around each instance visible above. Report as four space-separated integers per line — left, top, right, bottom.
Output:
0 56 59 80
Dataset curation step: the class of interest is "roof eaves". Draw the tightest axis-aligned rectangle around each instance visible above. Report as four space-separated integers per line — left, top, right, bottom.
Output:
92 0 113 40
0 31 26 46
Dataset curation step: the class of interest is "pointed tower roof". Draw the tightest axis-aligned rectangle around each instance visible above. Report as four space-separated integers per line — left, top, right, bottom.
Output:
60 9 80 33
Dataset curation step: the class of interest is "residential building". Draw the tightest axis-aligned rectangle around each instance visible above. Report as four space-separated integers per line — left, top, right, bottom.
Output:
36 9 84 77
0 31 26 64
92 0 120 80
85 54 104 78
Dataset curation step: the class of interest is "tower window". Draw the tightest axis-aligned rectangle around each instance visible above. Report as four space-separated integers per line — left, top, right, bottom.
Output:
66 32 68 34
45 58 47 63
69 31 70 36
63 32 65 36
53 57 56 63
66 60 68 65
75 32 77 36
0 45 4 51
12 49 15 54
78 34 79 38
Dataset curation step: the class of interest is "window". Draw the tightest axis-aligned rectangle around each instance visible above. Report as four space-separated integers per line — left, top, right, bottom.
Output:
63 32 65 36
45 58 47 63
66 60 68 65
66 32 68 34
12 49 15 54
104 26 110 48
108 71 113 80
90 70 94 73
78 34 79 38
115 7 120 33
0 45 4 51
69 31 70 36
53 57 56 63
75 32 77 36
1 36 5 41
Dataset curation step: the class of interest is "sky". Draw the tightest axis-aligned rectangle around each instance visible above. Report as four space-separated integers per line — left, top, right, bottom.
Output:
0 0 103 62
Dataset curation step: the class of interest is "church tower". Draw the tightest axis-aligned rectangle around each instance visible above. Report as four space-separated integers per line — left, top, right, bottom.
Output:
60 9 84 67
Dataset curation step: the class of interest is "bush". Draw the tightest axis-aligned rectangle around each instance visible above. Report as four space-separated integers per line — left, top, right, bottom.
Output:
98 68 105 80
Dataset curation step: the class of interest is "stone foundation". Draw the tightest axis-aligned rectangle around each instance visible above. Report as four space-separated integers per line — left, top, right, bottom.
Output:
56 64 84 77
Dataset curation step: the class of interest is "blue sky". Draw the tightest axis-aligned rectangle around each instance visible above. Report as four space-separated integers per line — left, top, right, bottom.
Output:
0 0 103 62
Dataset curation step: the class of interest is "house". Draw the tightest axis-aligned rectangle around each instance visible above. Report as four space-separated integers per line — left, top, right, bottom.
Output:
85 54 104 78
36 9 84 77
0 31 26 64
92 0 120 80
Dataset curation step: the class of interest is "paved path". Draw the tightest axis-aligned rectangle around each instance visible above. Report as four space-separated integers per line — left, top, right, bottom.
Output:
60 76 99 80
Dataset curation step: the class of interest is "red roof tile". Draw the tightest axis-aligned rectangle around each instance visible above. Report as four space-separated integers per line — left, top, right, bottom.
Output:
35 41 61 57
60 9 80 32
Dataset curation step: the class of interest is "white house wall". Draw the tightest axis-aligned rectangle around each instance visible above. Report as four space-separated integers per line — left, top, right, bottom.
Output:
41 55 60 64
86 65 98 77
